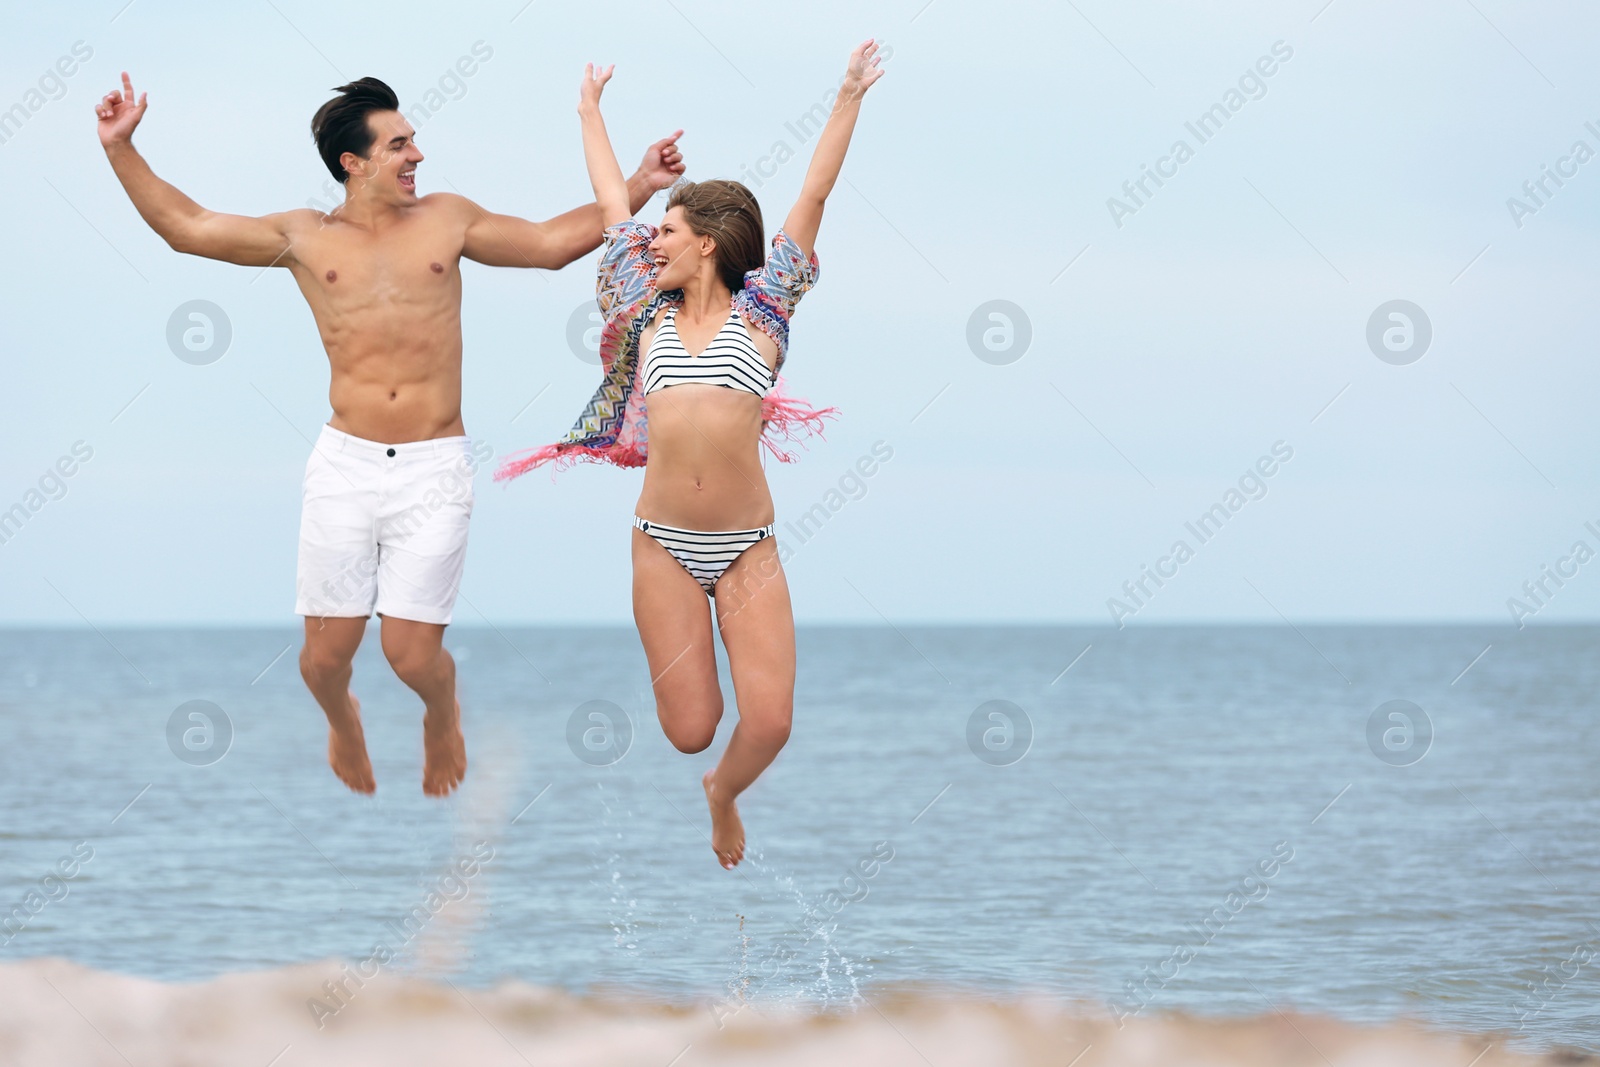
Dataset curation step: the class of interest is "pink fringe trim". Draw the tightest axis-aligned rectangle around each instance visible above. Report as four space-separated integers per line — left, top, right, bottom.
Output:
494 441 647 482
493 392 838 482
759 395 839 463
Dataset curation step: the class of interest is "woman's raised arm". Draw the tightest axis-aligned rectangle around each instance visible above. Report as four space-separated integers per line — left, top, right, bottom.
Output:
578 63 633 228
783 39 885 258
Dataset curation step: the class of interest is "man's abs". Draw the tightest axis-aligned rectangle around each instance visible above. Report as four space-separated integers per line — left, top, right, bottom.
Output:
327 372 464 444
284 203 470 443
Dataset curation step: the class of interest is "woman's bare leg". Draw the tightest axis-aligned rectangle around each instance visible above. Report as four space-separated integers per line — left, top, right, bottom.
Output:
706 538 796 868
634 526 741 866
633 527 725 752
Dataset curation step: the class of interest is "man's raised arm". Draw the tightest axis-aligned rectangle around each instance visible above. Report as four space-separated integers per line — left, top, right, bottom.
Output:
458 130 685 269
97 72 296 267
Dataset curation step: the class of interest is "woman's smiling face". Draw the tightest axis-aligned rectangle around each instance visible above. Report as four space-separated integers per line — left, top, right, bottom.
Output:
648 206 713 290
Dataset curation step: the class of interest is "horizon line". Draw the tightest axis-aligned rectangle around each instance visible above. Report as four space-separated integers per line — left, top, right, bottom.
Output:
0 619 1593 630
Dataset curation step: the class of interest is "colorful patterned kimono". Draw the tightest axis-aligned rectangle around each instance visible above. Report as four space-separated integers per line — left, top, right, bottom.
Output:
495 219 836 480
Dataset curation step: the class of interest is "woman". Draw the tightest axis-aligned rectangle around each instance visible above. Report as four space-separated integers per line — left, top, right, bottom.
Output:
499 41 883 869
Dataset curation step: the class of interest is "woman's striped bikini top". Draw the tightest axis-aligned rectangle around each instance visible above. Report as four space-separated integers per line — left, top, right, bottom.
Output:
642 306 776 398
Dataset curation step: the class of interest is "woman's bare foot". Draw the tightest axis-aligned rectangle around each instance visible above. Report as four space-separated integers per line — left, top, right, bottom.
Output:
422 700 467 797
327 693 375 794
703 769 745 869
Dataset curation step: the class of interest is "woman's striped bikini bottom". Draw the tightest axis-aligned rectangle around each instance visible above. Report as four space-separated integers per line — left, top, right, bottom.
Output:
632 515 776 596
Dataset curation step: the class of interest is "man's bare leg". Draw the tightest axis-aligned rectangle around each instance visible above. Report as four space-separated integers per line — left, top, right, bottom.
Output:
379 616 466 797
300 616 375 793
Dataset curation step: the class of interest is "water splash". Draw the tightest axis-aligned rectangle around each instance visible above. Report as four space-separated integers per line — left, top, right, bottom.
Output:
593 779 640 954
741 849 867 1009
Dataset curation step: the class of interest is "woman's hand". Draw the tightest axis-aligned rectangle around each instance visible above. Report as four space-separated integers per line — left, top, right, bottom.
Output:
579 62 614 112
781 38 885 256
576 62 632 226
839 39 884 102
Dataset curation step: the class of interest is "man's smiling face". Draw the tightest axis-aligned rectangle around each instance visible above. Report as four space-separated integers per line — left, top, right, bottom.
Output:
344 110 424 205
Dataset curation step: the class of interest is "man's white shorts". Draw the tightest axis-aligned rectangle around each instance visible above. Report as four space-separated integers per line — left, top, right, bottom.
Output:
295 424 476 625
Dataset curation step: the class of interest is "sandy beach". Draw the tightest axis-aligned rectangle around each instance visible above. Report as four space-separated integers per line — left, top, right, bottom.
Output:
1 957 1590 1067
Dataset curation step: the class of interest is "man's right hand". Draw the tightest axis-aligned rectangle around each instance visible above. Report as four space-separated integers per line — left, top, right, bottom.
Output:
638 130 686 193
95 71 147 148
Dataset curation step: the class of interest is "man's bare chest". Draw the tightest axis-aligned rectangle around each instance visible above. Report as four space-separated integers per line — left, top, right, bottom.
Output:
295 221 463 301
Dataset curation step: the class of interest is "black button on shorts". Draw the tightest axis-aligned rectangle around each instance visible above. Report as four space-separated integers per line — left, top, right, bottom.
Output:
386 448 396 457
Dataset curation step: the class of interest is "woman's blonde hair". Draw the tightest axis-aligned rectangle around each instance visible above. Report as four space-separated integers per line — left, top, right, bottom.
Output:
666 179 765 292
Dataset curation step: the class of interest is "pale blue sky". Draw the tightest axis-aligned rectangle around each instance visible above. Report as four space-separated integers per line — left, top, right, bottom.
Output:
1 0 1597 624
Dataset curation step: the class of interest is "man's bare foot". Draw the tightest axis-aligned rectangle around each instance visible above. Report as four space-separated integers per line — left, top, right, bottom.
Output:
327 693 375 794
703 769 745 869
422 700 467 797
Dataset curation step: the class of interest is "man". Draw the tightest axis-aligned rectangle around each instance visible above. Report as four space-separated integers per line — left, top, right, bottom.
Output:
97 72 684 796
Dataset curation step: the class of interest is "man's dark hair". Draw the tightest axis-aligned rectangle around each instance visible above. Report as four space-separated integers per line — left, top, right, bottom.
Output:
311 77 400 183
